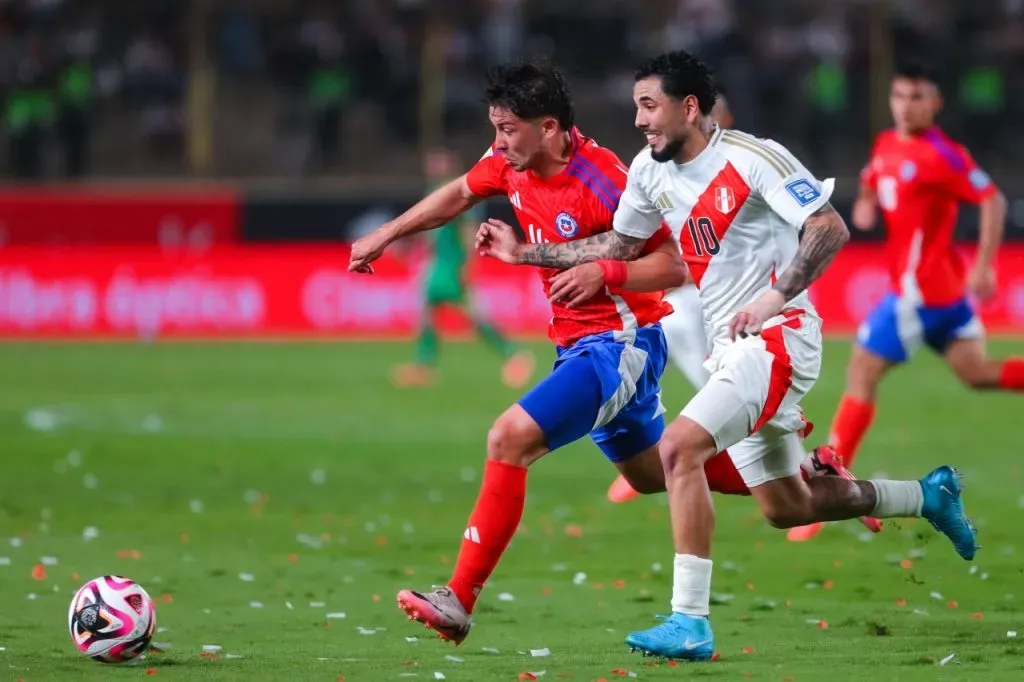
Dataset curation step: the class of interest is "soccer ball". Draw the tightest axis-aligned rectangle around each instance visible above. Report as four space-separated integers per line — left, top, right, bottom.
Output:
68 576 156 663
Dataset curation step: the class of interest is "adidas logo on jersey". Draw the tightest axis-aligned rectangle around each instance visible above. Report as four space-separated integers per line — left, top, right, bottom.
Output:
654 192 674 210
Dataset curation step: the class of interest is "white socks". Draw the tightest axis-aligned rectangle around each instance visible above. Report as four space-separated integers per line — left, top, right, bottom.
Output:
870 480 924 518
671 553 712 616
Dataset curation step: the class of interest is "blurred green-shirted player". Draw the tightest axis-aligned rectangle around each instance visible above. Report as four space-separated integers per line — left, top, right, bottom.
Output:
394 148 535 388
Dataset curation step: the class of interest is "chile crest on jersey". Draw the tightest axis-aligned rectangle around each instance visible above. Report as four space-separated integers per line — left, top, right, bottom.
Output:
555 212 579 238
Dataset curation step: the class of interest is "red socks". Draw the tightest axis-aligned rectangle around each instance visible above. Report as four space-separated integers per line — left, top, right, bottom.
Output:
828 395 876 469
999 358 1024 391
448 460 527 612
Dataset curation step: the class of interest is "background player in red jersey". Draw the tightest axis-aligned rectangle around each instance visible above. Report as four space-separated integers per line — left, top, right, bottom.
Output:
349 62 753 646
788 62 1024 542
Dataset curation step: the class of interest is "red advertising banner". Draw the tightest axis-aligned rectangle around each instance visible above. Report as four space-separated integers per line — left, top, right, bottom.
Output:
0 187 240 246
0 244 1022 339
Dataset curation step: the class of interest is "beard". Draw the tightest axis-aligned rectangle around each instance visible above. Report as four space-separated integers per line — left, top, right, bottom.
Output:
649 135 686 163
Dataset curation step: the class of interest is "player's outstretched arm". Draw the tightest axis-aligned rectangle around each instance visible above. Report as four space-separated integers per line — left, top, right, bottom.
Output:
976 190 1007 268
349 176 481 272
516 230 649 269
772 203 850 302
969 189 1007 300
851 184 878 231
548 238 686 308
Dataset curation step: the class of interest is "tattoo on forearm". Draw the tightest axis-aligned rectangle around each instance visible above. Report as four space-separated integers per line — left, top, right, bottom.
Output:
516 231 647 268
772 203 849 301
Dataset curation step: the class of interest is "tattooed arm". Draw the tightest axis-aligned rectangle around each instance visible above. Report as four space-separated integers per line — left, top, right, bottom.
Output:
515 230 649 269
771 202 850 301
728 201 848 339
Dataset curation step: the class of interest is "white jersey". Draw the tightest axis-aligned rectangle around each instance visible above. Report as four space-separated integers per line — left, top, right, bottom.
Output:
613 127 834 355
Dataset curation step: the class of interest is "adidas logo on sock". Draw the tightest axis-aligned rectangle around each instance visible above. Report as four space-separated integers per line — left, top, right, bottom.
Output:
463 526 480 543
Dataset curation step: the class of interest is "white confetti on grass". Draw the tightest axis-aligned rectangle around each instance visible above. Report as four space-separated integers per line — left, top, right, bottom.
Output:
940 653 956 666
82 526 99 542
249 601 263 609
325 612 346 620
356 626 377 635
444 655 464 663
572 572 587 585
405 637 419 643
202 645 222 654
497 592 515 602
83 474 99 489
309 469 326 485
529 648 550 657
481 647 499 654
434 673 446 680
0 558 10 566
285 602 294 610
1008 631 1018 638
309 601 325 608
189 500 204 514
239 573 254 582
40 556 58 566
296 533 323 549
929 591 943 600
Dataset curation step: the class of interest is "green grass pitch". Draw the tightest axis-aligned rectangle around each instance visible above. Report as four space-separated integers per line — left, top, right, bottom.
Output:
0 340 1022 681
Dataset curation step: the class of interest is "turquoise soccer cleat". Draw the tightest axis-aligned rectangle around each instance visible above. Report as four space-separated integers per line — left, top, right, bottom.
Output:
920 465 977 561
625 612 715 661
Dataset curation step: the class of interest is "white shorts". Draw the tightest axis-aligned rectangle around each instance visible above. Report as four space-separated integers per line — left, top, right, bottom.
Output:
680 309 822 487
661 285 710 389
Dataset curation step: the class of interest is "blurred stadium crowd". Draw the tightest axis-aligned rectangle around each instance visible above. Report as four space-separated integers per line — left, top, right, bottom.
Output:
1 0 1023 179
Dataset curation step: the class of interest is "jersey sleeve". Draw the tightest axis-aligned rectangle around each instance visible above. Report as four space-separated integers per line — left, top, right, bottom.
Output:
613 155 663 240
749 139 835 230
465 148 509 198
935 146 998 205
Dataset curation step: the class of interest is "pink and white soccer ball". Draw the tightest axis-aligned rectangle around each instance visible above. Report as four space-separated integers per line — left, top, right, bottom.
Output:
68 575 156 663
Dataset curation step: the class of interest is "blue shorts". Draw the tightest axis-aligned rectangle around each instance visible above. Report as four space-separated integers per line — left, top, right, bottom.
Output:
857 292 984 363
518 325 668 463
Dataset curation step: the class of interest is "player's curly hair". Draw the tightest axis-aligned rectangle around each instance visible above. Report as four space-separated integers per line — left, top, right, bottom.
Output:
635 51 717 116
484 61 575 130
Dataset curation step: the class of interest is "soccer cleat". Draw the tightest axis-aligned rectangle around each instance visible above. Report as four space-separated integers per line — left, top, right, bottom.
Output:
392 363 436 387
919 466 977 561
607 474 640 504
397 587 472 645
787 446 883 542
625 613 715 661
501 351 535 389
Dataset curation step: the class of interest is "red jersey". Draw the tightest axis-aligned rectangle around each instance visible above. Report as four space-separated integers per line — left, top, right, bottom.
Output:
861 126 997 306
466 128 673 346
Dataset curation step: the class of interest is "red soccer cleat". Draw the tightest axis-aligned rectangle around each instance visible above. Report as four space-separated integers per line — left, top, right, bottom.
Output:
607 474 640 504
392 363 436 387
789 446 883 541
501 351 536 389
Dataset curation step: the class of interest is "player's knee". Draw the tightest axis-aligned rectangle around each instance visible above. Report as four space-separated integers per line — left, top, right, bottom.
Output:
486 410 545 467
658 420 715 479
